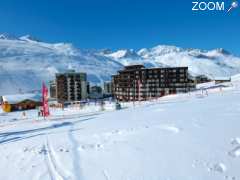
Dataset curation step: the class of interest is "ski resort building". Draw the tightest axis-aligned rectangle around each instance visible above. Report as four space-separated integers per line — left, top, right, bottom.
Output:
49 80 57 99
0 93 42 112
89 85 103 99
194 75 211 84
103 81 113 97
112 65 195 101
56 70 89 103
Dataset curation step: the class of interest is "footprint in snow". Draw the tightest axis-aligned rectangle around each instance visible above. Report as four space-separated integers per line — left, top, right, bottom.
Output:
59 148 70 153
224 175 237 180
228 146 240 158
231 138 240 146
208 162 227 173
38 145 48 155
78 143 103 151
228 138 240 158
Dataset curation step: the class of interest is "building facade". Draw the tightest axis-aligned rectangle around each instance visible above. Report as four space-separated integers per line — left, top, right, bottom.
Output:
89 85 103 99
56 70 88 103
103 81 113 96
112 65 194 101
194 75 211 84
49 80 57 99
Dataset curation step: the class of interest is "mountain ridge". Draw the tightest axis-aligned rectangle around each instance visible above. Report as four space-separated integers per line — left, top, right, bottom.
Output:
0 34 240 95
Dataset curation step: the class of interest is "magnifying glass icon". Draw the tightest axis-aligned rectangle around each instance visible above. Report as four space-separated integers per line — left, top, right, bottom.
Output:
228 1 238 12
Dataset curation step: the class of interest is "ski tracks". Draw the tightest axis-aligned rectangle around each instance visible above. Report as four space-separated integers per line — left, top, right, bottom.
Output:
40 112 101 180
68 125 84 180
43 136 71 180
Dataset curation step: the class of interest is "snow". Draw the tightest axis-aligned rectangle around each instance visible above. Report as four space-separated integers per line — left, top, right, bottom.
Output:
232 74 240 81
0 81 240 180
196 81 216 89
214 77 231 81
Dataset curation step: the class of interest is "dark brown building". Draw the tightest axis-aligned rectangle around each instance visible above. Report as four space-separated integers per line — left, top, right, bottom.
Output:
112 65 195 101
56 70 88 103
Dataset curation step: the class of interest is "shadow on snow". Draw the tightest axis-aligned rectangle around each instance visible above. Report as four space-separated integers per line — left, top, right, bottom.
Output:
0 114 97 145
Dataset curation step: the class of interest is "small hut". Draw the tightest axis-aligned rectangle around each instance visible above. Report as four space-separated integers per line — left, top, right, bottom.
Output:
0 93 41 112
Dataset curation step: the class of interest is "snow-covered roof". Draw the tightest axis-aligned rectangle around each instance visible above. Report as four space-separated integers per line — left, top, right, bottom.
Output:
196 81 216 89
1 93 41 104
232 74 240 81
214 77 231 81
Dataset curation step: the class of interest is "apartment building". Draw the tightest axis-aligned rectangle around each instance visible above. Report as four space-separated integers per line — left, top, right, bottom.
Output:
112 65 195 101
56 70 88 103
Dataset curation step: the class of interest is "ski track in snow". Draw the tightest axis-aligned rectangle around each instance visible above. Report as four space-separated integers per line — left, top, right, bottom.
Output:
68 124 84 180
42 143 55 180
102 170 110 180
44 136 69 180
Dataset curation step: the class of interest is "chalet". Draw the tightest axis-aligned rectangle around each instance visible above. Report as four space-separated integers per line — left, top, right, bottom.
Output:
0 93 41 112
112 65 195 102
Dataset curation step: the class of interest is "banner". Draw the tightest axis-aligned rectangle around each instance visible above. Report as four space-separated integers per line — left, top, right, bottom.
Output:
42 82 50 117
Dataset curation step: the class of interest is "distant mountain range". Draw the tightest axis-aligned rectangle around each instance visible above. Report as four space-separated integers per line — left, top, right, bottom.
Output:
0 33 240 95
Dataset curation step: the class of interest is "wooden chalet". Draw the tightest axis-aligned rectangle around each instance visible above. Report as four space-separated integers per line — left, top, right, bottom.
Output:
0 93 41 112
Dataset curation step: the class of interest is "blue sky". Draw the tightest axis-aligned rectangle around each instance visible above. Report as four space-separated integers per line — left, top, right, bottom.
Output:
0 0 239 54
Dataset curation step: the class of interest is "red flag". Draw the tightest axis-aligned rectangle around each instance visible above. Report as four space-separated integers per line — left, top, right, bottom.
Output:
42 82 50 117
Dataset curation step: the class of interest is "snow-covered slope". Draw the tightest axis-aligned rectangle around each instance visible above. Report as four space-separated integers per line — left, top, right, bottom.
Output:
105 45 240 77
232 73 240 82
0 35 123 94
141 46 240 77
0 81 240 180
1 33 240 95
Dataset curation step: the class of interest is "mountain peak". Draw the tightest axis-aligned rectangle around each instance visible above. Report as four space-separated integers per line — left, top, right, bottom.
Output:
106 49 140 59
19 35 41 42
0 33 18 40
215 48 230 55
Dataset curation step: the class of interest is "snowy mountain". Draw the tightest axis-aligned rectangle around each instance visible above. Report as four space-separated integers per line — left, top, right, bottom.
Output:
0 35 123 95
1 34 240 95
105 45 240 77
